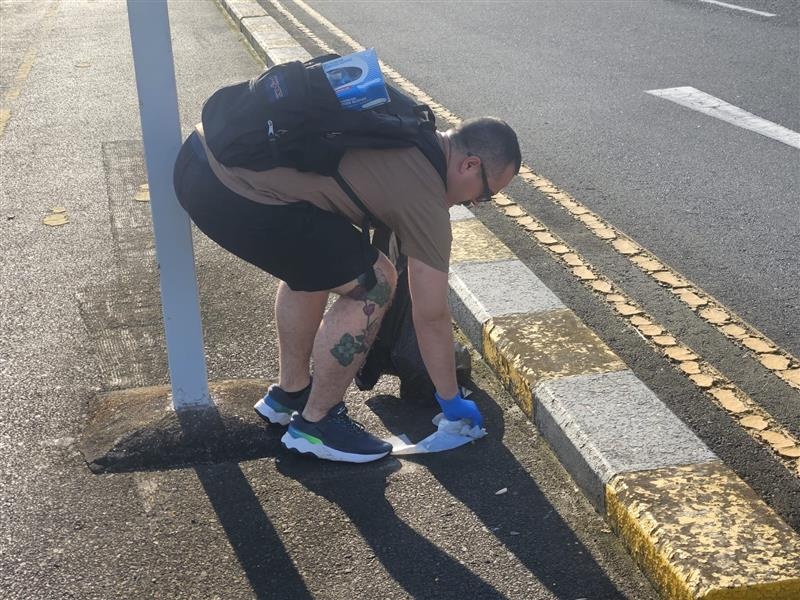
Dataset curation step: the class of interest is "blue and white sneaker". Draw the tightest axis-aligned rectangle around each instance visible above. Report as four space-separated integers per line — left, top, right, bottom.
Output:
281 403 392 463
254 382 311 426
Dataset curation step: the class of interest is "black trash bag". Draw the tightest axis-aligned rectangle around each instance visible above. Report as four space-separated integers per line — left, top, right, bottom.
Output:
355 229 472 404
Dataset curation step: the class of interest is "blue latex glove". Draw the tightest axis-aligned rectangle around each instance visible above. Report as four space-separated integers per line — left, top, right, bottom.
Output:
435 391 484 429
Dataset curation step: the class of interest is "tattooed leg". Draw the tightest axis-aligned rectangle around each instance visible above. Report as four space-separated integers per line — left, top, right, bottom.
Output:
330 271 394 367
302 254 398 422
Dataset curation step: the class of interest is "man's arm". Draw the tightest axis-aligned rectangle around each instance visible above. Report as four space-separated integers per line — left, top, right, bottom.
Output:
407 257 459 399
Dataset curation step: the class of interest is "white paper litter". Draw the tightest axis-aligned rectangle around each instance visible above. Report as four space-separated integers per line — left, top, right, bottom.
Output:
388 412 486 455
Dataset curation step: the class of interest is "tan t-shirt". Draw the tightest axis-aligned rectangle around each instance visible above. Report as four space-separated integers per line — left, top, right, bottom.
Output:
195 124 451 273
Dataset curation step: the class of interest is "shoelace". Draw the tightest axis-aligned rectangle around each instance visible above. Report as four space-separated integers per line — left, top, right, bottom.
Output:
331 409 367 434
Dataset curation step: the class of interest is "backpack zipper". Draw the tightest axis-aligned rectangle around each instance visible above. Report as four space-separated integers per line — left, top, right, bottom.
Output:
266 119 278 160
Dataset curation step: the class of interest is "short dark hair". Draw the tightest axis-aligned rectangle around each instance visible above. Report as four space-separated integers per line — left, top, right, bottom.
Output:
450 117 522 178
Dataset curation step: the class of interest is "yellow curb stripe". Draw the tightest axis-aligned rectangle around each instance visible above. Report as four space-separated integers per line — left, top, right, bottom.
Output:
450 218 515 264
1 0 58 139
0 108 10 138
522 180 800 390
0 48 38 139
606 462 800 600
13 51 36 84
482 311 626 417
482 323 535 417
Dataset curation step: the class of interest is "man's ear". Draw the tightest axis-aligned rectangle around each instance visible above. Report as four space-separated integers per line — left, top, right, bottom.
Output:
461 154 480 174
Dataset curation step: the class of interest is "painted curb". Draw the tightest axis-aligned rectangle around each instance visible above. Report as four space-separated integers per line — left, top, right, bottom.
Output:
214 1 800 597
534 370 719 512
220 0 267 24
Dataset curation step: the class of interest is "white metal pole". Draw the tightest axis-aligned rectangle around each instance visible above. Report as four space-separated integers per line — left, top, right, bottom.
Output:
127 0 211 409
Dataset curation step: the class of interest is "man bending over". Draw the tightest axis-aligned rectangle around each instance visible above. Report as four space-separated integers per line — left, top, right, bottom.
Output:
173 117 521 463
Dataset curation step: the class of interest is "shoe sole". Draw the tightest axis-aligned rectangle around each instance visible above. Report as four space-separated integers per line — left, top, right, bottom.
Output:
281 431 390 464
254 398 293 426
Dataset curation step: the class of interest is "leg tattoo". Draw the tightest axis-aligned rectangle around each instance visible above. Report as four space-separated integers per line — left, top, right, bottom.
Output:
330 270 393 367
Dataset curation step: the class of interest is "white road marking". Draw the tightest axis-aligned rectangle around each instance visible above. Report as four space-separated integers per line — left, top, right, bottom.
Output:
698 0 776 17
646 87 800 150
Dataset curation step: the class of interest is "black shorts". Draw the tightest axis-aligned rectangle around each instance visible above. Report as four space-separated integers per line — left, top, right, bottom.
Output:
173 132 379 292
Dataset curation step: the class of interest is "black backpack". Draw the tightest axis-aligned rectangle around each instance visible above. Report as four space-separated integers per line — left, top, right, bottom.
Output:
201 54 446 216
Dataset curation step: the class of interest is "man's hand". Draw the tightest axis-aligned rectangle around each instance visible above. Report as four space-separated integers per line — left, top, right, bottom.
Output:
435 391 484 429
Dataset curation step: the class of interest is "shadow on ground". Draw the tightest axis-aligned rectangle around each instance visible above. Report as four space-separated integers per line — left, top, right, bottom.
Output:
274 380 630 600
171 407 312 600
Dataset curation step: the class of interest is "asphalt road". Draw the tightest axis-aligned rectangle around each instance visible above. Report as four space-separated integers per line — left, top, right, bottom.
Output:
288 0 799 356
259 0 800 528
0 1 659 598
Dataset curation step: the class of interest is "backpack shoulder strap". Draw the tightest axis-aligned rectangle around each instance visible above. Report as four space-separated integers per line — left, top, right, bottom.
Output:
332 172 386 231
332 172 385 290
412 106 448 186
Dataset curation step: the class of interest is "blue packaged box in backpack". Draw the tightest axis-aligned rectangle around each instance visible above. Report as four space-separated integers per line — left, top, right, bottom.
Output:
323 48 390 111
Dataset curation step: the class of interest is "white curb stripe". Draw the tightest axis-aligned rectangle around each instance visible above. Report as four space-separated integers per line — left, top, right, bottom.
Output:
448 259 566 350
534 370 719 511
448 269 491 351
449 204 476 221
451 259 565 319
646 86 800 149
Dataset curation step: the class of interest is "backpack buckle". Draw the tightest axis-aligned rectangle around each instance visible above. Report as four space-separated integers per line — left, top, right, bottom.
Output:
414 105 436 129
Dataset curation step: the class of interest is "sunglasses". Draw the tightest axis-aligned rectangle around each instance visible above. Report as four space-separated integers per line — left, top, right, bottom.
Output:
467 152 495 203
